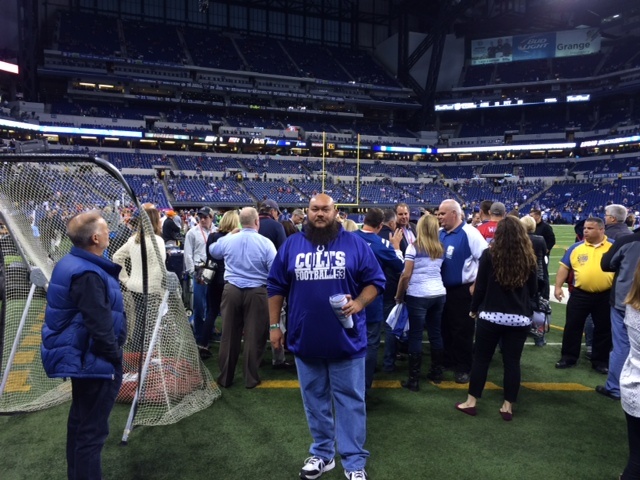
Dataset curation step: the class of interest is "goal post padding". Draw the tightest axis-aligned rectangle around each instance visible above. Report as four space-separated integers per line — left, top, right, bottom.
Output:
0 154 220 428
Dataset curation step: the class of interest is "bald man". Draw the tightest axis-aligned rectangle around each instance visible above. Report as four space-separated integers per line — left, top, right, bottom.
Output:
210 207 277 389
268 193 385 480
437 199 488 384
42 210 127 480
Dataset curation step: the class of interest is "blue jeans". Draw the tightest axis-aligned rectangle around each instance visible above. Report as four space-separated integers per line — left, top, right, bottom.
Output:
405 295 445 355
295 356 369 472
192 278 208 345
365 322 382 391
584 314 594 348
606 307 630 397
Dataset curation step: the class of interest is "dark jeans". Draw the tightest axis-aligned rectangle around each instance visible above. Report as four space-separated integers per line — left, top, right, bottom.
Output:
405 294 445 354
561 289 611 366
382 298 398 371
67 366 122 480
623 412 640 480
202 281 224 347
442 283 475 374
468 318 529 403
365 321 382 390
192 279 208 346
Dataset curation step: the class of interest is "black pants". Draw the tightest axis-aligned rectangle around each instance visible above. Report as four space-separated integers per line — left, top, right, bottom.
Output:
623 412 640 480
67 367 122 480
468 319 529 403
442 283 475 374
561 289 611 366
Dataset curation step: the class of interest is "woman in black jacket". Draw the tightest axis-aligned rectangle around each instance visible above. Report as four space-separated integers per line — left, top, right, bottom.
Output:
199 210 239 358
455 216 538 421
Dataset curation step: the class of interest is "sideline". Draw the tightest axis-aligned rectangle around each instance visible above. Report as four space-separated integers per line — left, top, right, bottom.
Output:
258 379 596 392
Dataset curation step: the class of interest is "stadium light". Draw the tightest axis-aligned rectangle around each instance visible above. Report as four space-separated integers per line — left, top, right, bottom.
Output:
0 61 19 75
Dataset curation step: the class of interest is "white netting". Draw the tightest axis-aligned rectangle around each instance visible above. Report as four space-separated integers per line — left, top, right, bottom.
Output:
0 155 220 433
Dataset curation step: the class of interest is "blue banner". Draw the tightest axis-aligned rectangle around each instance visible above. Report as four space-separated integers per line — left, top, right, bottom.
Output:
512 32 556 61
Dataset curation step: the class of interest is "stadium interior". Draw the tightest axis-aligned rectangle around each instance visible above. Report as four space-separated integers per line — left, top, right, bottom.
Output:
3 1 640 479
0 0 639 223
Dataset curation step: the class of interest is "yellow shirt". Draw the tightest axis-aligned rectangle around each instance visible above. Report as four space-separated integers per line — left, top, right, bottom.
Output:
560 238 614 293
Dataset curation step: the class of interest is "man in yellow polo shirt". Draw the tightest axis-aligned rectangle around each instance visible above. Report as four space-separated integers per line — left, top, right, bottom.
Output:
554 217 614 373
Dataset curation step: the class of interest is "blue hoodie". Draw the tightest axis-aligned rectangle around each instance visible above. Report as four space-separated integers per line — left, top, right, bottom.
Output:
268 226 386 359
352 229 404 323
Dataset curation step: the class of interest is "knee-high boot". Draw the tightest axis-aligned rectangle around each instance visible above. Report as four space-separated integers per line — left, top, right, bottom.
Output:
402 353 422 392
426 349 445 384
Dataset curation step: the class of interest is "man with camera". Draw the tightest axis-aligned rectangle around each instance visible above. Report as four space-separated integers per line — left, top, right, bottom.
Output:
184 206 216 349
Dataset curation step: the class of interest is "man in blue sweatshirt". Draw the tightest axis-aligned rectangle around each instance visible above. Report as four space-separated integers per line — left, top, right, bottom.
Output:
268 194 385 480
352 208 404 397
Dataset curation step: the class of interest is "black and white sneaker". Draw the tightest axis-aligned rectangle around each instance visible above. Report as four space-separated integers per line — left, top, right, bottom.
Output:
344 469 368 480
300 456 335 479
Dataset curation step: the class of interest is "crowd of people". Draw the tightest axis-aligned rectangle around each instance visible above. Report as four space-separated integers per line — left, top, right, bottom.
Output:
36 194 640 480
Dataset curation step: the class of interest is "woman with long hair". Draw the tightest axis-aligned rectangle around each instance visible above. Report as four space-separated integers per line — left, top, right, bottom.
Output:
113 204 167 353
395 215 446 391
200 210 240 358
455 215 537 420
113 204 166 294
621 262 640 479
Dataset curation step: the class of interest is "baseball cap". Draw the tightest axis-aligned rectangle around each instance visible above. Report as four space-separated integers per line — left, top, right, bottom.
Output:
198 206 214 218
166 210 176 218
410 208 422 222
261 199 280 214
490 202 506 217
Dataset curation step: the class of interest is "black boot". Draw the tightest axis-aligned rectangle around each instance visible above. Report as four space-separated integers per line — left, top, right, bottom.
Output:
426 349 445 384
401 353 422 392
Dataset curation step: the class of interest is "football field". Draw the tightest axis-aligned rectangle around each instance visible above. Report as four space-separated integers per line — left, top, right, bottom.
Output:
0 224 628 480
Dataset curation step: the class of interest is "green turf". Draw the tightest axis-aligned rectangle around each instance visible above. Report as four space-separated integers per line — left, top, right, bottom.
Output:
0 225 628 479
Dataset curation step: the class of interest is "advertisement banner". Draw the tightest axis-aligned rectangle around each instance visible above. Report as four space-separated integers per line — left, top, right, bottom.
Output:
471 28 600 65
471 36 513 65
555 28 601 57
512 32 556 61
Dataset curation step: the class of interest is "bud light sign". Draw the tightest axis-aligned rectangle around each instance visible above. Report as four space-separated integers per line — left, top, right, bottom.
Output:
513 33 555 61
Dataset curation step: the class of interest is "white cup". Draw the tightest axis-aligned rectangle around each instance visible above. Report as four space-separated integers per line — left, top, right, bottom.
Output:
329 294 354 329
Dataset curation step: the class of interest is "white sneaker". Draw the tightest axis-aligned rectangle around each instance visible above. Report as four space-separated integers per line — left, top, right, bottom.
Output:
299 456 335 480
344 469 368 480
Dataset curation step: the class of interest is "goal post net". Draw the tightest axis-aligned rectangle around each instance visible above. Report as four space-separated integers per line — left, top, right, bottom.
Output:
0 154 220 437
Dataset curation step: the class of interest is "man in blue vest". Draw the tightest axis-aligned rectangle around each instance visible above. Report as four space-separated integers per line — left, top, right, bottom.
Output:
42 210 127 480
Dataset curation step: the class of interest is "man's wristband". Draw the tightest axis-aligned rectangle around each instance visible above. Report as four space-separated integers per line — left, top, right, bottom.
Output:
269 323 280 331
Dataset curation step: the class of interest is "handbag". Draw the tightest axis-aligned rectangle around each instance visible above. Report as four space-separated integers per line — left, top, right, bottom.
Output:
530 294 551 337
